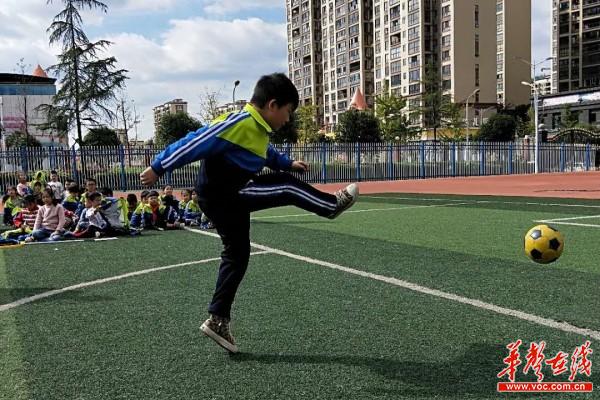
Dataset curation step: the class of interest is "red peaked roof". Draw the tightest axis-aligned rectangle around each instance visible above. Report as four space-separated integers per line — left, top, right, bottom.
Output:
32 65 48 78
349 87 368 110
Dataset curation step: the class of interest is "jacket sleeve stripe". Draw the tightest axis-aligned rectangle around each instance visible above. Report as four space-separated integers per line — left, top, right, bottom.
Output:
161 112 250 169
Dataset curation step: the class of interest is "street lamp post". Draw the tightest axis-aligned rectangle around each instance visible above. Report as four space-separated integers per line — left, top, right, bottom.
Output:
465 88 480 146
233 80 240 110
515 57 552 174
465 88 479 161
521 80 539 173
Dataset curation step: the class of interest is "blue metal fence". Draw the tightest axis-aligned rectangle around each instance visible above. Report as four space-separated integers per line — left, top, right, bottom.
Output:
1 142 598 192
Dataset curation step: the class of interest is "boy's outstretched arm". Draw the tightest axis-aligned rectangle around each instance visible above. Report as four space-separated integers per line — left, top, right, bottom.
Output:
265 144 308 173
140 123 233 186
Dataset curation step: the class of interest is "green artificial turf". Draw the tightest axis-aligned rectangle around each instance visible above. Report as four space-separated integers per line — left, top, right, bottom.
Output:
1 194 599 400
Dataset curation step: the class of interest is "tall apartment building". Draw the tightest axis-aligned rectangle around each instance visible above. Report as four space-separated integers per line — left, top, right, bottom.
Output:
152 98 187 134
287 0 531 127
552 0 600 93
286 0 324 121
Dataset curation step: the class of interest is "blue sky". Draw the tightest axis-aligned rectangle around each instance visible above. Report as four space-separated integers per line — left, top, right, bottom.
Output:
0 0 552 141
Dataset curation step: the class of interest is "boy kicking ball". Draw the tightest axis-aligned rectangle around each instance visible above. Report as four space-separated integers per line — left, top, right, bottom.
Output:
140 73 358 353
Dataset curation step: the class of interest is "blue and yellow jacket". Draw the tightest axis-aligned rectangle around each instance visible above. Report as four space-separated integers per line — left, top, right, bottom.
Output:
178 200 190 220
62 194 80 212
151 104 293 195
184 200 202 222
130 203 177 229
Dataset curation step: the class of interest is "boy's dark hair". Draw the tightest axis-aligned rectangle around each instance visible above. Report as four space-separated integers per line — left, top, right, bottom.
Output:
181 188 191 196
126 193 138 205
65 178 74 184
33 181 42 188
147 190 159 198
50 170 57 175
67 183 80 194
250 73 299 111
8 186 17 193
86 178 97 184
140 190 150 199
88 192 102 202
161 194 178 208
100 187 113 197
23 194 37 205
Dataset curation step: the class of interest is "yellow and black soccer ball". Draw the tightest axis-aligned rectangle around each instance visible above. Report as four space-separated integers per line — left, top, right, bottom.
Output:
524 225 564 264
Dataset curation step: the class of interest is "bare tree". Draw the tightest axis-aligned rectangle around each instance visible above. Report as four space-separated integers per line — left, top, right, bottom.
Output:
198 87 223 125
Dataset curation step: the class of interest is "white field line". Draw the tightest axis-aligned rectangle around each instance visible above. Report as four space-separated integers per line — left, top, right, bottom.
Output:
252 202 469 220
537 215 600 222
363 195 600 209
0 251 271 312
536 221 600 229
25 237 119 245
186 227 600 341
536 215 600 228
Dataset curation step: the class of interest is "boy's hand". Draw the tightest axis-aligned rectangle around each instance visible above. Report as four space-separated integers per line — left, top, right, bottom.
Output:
140 167 159 186
291 160 309 173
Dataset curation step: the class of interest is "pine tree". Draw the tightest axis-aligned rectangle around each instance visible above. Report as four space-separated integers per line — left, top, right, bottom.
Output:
40 0 128 145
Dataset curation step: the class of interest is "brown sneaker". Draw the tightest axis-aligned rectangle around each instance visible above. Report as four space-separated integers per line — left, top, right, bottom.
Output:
200 314 238 353
327 183 359 219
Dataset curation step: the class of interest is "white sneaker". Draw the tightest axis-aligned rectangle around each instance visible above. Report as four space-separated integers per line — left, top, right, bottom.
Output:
328 183 359 219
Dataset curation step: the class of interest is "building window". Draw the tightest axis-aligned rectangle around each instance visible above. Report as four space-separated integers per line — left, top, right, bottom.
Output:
442 35 451 47
475 64 480 86
408 41 420 55
409 70 420 82
474 4 479 28
408 12 419 26
442 65 451 77
408 26 419 40
475 34 479 57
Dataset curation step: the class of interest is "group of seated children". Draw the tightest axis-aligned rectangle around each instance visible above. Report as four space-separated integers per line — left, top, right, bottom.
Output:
1 170 213 243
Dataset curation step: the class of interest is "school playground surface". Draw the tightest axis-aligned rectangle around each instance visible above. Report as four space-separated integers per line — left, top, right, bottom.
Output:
1 172 599 400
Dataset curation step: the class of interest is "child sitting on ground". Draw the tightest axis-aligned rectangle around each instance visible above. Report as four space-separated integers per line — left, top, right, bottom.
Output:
16 173 30 197
130 190 179 230
161 185 179 216
2 186 22 226
98 187 129 234
126 193 138 221
66 192 108 238
178 189 191 223
62 183 81 212
2 195 38 240
184 189 202 226
25 188 66 242
31 182 43 205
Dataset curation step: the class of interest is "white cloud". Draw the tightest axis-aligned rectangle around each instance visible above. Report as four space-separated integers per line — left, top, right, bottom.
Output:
202 0 281 15
102 17 287 139
111 0 180 12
